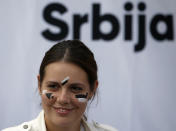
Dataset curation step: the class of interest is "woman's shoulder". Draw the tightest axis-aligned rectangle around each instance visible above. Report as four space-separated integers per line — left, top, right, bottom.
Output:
2 111 118 131
82 119 118 131
1 120 35 131
92 121 118 131
2 111 44 131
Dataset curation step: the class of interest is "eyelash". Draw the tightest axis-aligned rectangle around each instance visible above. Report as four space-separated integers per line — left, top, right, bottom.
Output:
70 86 83 93
47 84 58 89
47 84 84 93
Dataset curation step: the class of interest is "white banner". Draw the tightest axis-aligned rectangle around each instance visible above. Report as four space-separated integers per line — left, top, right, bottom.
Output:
0 0 176 131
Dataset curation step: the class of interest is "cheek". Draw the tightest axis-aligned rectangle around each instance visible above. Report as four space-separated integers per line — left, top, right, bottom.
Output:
71 91 90 111
41 92 56 107
72 99 87 113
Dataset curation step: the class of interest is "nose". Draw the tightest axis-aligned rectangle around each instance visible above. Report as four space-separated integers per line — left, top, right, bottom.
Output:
56 89 71 105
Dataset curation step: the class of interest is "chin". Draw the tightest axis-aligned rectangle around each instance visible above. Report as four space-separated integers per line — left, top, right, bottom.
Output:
52 117 78 127
44 106 83 127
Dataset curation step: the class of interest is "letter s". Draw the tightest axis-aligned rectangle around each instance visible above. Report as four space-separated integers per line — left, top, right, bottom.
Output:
42 3 68 41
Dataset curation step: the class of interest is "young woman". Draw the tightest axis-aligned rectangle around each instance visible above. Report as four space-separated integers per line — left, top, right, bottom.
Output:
3 40 117 131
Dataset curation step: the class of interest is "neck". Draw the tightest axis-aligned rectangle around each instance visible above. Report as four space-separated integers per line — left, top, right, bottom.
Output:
47 125 80 131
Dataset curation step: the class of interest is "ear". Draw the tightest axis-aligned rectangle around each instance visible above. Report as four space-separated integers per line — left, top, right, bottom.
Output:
89 80 98 99
37 75 42 95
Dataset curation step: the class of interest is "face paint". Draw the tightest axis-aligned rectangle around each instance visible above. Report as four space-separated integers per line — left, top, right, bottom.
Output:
45 93 54 99
61 76 70 86
75 92 88 103
42 86 89 103
42 90 55 100
42 89 48 95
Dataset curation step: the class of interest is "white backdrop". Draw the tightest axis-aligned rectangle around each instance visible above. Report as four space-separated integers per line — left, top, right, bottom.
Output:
0 0 176 131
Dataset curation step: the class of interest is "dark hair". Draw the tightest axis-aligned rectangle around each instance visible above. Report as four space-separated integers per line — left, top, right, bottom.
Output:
39 40 98 92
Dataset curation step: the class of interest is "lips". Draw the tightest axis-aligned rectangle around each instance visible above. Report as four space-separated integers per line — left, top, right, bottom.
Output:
53 107 73 115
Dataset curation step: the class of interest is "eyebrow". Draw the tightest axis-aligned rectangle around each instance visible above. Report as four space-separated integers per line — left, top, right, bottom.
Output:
46 81 60 86
69 83 87 88
45 81 87 88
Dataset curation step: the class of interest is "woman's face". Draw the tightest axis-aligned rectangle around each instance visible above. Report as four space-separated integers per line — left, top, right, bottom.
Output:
38 61 94 127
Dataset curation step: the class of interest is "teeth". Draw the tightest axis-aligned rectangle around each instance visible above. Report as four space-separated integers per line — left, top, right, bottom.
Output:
59 109 67 112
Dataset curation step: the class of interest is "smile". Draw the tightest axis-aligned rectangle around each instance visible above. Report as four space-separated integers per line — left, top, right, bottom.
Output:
53 107 73 115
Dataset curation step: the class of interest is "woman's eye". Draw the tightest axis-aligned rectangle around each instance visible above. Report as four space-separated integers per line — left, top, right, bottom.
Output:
71 86 83 93
48 85 58 89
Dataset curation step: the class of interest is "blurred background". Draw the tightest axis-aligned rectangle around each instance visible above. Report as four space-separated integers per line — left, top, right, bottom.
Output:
0 0 176 131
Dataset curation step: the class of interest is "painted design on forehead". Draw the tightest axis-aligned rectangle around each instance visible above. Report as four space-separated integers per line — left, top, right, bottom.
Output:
61 76 70 86
75 92 88 103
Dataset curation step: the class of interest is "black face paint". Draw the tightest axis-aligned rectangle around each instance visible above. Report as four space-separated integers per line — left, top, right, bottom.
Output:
75 93 88 103
61 76 70 86
75 92 88 98
46 93 53 99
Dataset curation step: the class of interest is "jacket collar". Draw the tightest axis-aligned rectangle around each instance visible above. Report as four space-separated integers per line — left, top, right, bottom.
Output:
34 110 47 131
35 110 96 131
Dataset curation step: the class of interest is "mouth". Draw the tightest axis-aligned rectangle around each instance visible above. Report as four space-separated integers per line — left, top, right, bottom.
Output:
53 107 73 116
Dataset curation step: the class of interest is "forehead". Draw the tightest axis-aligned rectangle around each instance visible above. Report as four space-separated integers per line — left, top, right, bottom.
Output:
43 62 89 85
